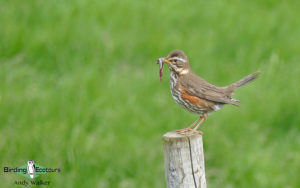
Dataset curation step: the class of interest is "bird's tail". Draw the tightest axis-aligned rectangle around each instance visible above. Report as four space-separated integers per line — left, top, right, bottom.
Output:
225 71 260 96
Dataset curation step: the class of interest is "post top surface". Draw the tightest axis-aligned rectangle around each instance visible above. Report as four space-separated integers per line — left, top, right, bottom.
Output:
163 130 202 141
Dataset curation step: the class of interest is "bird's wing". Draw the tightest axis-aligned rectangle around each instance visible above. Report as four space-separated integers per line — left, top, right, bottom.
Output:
181 73 240 106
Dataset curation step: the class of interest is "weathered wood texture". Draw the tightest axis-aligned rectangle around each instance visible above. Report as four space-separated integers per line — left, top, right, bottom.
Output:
163 131 206 188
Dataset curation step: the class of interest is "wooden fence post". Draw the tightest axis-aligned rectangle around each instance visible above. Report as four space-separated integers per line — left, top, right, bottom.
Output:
163 131 206 188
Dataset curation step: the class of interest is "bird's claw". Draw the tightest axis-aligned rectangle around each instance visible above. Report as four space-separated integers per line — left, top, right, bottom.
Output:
176 128 203 136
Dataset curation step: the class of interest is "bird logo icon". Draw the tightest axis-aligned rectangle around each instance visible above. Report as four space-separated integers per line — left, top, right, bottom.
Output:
27 160 36 179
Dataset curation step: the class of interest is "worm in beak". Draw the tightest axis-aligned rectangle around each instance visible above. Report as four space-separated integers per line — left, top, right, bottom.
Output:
156 57 165 81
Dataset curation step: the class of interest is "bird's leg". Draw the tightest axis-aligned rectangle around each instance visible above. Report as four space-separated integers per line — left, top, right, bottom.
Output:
176 116 202 135
193 113 208 131
187 117 202 129
179 113 208 135
176 117 201 133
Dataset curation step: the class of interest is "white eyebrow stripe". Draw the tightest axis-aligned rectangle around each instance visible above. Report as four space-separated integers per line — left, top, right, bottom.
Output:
169 57 187 63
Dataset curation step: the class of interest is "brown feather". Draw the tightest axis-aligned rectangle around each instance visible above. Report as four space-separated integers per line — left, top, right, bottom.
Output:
180 72 240 106
224 71 260 96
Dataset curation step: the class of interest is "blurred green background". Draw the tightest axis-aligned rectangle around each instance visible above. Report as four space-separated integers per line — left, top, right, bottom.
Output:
1 0 300 187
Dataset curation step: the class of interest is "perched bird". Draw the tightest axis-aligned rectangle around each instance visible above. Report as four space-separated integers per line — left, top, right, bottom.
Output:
160 50 260 135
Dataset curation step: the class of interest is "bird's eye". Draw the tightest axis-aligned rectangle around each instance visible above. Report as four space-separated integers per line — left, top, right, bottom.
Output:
173 59 177 63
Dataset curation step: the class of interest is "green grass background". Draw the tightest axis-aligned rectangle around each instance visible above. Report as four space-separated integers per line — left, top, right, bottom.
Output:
1 0 300 187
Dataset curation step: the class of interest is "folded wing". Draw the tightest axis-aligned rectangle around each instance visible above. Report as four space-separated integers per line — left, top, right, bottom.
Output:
181 73 240 106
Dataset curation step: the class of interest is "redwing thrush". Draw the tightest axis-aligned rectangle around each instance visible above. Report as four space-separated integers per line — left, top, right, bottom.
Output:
158 50 260 135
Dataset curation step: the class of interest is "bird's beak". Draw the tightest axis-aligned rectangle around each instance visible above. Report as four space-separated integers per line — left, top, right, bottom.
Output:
163 59 170 64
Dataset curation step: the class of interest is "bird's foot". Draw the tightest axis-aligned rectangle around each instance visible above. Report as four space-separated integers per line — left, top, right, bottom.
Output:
176 128 203 136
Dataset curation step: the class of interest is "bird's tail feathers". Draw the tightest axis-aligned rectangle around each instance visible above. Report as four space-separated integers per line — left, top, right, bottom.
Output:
225 71 260 96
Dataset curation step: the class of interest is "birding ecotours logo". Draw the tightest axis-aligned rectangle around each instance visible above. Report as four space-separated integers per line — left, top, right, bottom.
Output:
3 160 61 179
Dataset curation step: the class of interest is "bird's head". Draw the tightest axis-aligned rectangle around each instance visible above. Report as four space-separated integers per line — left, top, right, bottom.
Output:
163 50 190 75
